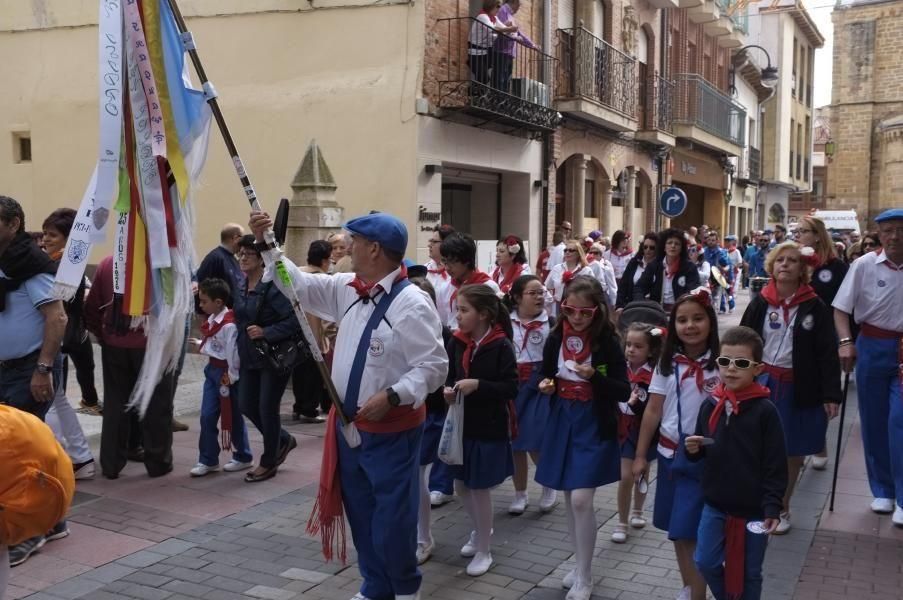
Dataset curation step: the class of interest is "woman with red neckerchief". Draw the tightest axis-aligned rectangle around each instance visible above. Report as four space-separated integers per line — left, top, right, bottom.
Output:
635 229 700 313
492 234 531 294
544 240 592 318
605 230 634 281
740 241 841 535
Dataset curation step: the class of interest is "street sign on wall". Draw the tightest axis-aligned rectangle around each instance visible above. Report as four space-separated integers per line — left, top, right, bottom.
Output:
659 186 688 218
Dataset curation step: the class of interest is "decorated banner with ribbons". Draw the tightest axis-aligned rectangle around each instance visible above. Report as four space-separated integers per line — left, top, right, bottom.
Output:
53 0 211 416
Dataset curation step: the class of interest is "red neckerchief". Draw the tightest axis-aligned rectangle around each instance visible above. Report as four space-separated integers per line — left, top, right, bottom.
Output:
562 264 584 285
707 382 770 434
665 256 679 278
199 310 235 351
493 262 525 294
611 247 633 258
760 280 818 326
674 353 707 392
514 315 545 351
454 324 508 377
877 248 903 271
562 321 592 364
450 270 492 312
428 262 448 280
628 363 653 386
348 265 409 301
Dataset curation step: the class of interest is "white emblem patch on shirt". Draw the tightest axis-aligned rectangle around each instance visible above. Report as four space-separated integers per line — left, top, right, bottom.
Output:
878 280 887 288
529 330 544 345
677 276 686 287
703 376 719 394
565 335 584 354
818 269 833 283
368 338 385 357
802 314 815 331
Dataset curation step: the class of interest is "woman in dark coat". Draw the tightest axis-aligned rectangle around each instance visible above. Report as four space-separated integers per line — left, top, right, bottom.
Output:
634 228 700 311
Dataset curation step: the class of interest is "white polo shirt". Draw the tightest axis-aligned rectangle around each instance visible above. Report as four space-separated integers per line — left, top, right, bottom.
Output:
199 308 241 383
648 354 720 458
833 251 903 332
277 260 448 409
510 311 550 364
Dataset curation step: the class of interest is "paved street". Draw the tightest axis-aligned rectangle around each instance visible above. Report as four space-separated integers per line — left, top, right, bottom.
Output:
9 289 903 600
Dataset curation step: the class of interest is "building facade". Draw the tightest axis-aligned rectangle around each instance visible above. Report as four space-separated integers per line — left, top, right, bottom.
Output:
789 104 830 218
746 0 823 230
825 0 903 230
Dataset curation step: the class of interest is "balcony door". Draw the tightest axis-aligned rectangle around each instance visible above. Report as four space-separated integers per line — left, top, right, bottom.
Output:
637 28 651 129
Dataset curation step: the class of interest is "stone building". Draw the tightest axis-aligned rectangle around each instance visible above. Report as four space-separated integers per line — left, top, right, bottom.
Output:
825 0 903 230
789 105 831 219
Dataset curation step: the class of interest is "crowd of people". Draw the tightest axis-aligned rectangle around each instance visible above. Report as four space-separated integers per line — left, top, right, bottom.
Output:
1 191 901 600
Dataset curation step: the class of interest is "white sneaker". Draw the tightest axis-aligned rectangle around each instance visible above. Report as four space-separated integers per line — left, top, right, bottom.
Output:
810 455 828 470
893 505 903 527
395 593 421 600
676 585 691 600
73 459 96 480
430 491 453 507
774 512 791 535
610 524 627 543
508 492 528 515
871 498 895 514
562 569 576 589
460 528 492 557
189 462 218 477
629 511 647 528
416 539 434 565
466 551 493 576
223 459 253 472
566 581 593 600
539 487 558 512
349 594 373 600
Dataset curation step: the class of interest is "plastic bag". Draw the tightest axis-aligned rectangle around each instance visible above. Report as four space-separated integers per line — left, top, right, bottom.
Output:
438 390 464 466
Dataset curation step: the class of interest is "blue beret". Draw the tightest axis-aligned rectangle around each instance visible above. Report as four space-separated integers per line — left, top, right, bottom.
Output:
875 208 903 223
344 213 408 255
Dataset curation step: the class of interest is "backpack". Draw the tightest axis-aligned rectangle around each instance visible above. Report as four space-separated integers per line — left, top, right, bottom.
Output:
0 405 75 545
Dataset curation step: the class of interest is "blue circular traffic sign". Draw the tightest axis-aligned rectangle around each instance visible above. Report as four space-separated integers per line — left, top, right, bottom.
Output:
659 187 688 218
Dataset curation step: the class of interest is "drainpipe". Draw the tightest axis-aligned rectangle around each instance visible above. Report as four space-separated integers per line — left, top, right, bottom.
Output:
541 0 553 246
755 87 776 228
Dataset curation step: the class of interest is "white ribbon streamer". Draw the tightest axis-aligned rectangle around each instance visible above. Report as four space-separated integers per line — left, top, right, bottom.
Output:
51 167 99 301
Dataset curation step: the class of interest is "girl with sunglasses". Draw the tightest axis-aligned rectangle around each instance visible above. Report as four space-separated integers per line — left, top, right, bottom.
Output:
635 228 701 313
544 240 591 319
535 276 629 600
633 288 721 600
504 275 558 516
740 242 841 535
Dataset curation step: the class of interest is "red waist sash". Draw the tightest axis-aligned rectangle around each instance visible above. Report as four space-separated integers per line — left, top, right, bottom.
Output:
861 323 903 340
763 364 793 383
557 379 593 402
356 403 426 434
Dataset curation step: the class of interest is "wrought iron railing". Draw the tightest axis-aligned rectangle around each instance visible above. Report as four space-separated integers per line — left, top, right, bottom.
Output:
748 146 761 181
655 75 674 132
672 73 746 146
431 17 560 132
720 0 748 33
556 28 637 118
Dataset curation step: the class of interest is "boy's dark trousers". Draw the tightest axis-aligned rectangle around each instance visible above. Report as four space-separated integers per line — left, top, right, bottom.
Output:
694 503 768 600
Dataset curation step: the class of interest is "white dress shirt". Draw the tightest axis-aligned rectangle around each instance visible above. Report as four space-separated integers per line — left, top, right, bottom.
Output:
277 260 449 409
833 250 903 332
548 242 566 269
425 259 454 327
200 308 241 384
591 259 618 306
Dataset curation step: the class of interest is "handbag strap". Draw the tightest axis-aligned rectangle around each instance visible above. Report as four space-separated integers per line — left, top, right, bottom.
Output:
343 279 411 419
674 364 685 438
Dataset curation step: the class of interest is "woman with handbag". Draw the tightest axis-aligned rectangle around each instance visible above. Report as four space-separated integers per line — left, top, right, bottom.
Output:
234 235 302 482
632 288 721 600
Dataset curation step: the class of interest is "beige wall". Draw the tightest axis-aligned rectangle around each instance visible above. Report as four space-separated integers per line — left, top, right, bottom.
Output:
1 1 425 263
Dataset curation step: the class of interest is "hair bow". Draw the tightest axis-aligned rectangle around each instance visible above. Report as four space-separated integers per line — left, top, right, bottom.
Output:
799 245 820 268
505 235 521 255
649 326 666 338
684 286 712 307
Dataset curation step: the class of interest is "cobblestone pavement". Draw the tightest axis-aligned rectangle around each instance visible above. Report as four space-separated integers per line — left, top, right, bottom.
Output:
10 290 903 600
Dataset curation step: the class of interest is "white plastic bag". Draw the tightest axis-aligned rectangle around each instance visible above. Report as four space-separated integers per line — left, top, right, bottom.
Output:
438 390 465 466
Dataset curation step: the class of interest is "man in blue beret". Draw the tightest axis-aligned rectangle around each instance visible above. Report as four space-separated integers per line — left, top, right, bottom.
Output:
250 210 447 600
833 208 903 526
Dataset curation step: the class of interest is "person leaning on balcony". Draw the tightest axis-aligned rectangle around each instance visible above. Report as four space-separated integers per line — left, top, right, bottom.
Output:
492 0 537 92
468 0 517 86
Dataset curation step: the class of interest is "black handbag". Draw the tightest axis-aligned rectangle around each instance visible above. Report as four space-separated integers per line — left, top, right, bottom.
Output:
252 282 309 373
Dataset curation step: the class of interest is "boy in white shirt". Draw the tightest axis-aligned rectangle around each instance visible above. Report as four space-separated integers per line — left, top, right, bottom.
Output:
190 278 253 476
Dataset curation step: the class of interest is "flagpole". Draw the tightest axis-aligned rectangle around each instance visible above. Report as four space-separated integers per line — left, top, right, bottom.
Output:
163 0 359 446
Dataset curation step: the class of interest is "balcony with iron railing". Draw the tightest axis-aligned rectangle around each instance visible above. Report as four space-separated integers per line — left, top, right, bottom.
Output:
428 17 560 134
747 146 761 182
672 73 746 155
555 27 638 132
636 73 676 147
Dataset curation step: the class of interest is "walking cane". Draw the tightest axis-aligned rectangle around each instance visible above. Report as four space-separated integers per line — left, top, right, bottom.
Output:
829 372 851 512
163 0 360 448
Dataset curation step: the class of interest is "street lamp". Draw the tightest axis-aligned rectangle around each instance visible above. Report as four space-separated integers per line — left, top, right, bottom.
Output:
730 44 779 92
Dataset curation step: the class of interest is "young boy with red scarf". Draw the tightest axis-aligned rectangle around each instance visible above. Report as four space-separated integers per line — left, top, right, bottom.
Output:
685 326 788 600
440 233 501 332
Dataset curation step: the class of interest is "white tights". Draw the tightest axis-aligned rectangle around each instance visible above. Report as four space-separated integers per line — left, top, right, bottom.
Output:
565 488 597 586
417 464 432 545
455 480 493 553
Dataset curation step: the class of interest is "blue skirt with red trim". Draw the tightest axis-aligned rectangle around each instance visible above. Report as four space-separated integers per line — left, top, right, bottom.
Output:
512 363 550 453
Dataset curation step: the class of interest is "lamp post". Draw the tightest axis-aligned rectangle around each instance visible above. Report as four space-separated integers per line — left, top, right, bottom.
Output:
729 44 779 95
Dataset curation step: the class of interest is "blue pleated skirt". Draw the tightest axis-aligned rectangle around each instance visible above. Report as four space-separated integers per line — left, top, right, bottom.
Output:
512 364 551 452
762 373 827 457
534 395 620 491
652 451 704 541
449 438 515 490
420 409 445 466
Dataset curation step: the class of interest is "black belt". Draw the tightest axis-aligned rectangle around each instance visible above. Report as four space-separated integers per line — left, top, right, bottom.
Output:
0 349 40 369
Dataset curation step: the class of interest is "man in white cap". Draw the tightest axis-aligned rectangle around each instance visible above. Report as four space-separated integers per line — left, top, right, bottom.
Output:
833 207 903 526
249 210 447 600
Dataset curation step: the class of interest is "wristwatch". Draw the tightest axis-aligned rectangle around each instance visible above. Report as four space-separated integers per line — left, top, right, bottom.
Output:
386 387 401 407
35 362 53 375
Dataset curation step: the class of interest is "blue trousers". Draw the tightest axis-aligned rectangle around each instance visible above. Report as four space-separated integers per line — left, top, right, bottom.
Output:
199 363 252 466
338 423 422 599
0 352 62 421
856 335 903 504
695 504 769 600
